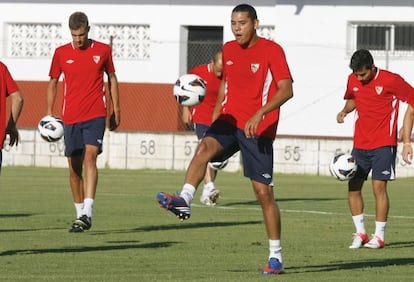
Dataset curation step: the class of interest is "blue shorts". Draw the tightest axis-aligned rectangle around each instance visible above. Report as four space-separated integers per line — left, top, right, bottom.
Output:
64 117 106 157
194 123 209 140
205 119 274 185
352 146 396 181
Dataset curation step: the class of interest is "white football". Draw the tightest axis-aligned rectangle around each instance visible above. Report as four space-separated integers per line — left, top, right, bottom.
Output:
38 115 64 142
173 74 206 106
329 153 357 181
208 159 229 170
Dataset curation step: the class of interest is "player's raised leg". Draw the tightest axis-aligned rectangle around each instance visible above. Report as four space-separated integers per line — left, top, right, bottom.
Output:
157 136 222 220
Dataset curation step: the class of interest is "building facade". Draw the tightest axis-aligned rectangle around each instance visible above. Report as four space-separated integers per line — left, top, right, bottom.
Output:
1 1 414 137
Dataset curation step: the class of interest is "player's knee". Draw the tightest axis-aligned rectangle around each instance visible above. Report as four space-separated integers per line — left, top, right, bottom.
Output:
348 177 364 192
195 139 220 159
253 183 273 202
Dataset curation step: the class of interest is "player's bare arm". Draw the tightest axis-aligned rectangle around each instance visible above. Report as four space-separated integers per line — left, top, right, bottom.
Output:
244 78 293 138
212 79 226 122
337 99 356 123
46 78 59 115
108 72 121 130
182 106 192 124
402 105 414 164
5 90 23 146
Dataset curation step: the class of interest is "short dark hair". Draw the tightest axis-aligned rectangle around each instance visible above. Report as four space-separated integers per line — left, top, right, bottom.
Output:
349 49 374 72
232 4 257 20
69 12 89 30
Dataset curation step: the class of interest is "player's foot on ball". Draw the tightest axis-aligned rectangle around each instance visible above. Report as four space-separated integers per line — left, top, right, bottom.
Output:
68 215 92 233
157 192 191 220
262 258 284 275
364 235 384 249
200 189 220 206
349 233 369 249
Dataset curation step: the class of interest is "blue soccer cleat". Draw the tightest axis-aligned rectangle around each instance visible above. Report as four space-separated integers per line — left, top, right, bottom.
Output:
157 192 191 221
262 258 284 275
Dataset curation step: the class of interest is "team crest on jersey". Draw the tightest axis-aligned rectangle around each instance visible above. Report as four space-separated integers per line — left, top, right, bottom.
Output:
375 86 383 95
93 56 101 64
251 63 260 73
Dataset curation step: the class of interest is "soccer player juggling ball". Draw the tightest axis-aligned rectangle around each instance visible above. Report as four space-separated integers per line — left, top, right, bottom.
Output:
46 12 121 233
336 49 414 249
158 4 293 275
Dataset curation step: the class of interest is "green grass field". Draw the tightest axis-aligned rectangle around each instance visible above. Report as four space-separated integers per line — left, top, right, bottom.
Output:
0 166 413 281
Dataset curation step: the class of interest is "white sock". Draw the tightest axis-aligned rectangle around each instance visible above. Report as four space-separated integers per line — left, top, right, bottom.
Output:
74 203 84 218
203 182 215 195
180 184 196 206
352 214 366 234
269 239 282 262
83 198 94 218
374 221 387 241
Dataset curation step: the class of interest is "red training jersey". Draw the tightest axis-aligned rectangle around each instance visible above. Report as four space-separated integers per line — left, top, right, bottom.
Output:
49 40 115 124
189 64 221 126
344 68 414 149
0 61 19 149
220 37 292 139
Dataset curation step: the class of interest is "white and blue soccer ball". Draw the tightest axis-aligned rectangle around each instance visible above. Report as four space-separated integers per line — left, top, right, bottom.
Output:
329 153 357 181
208 158 229 170
173 74 206 107
38 115 64 142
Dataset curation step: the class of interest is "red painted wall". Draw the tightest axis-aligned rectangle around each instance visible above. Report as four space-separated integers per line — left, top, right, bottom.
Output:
8 81 187 132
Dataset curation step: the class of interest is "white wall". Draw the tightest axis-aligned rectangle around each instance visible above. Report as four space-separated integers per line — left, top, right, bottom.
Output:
273 4 414 137
3 130 414 178
1 3 414 138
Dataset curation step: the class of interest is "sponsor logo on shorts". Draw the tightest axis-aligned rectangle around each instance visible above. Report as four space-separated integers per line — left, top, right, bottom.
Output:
261 173 272 179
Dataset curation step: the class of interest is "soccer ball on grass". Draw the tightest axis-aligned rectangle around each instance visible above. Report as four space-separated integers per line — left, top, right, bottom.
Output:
38 115 64 142
173 74 206 106
329 153 357 181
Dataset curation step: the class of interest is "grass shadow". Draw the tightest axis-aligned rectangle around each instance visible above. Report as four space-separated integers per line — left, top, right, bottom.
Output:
286 257 414 274
0 213 34 218
90 220 262 236
0 228 43 233
0 241 179 256
387 241 414 249
221 198 345 207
